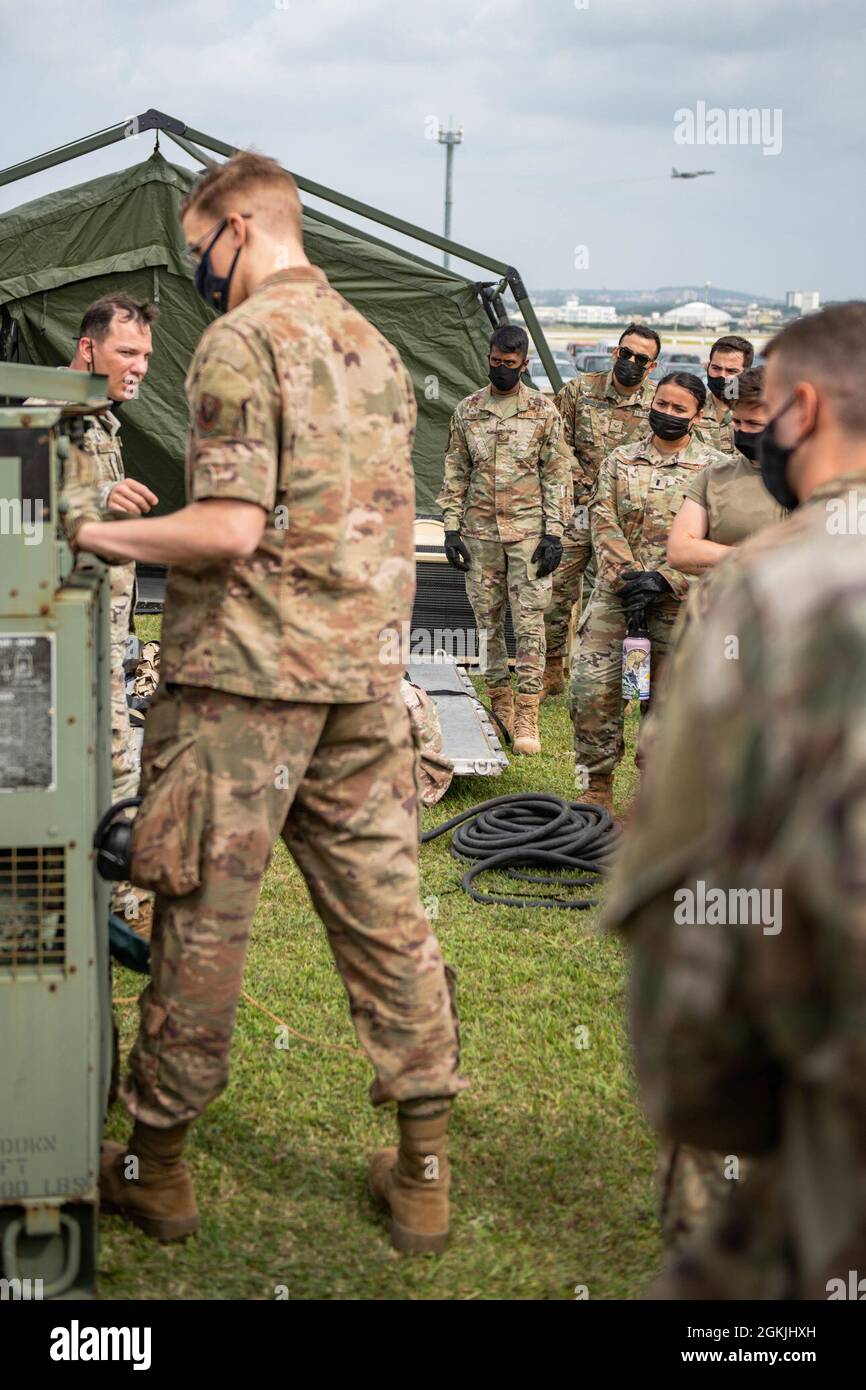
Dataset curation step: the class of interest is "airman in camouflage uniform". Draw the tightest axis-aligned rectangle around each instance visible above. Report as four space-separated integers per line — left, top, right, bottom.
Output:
692 334 755 456
604 303 866 1299
437 381 570 693
27 301 159 929
39 406 137 806
78 415 137 765
693 390 735 454
77 153 466 1252
543 328 659 696
79 408 158 931
570 375 727 809
437 325 571 755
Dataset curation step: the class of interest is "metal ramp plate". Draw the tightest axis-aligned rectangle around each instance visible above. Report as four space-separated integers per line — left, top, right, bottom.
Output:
406 655 508 777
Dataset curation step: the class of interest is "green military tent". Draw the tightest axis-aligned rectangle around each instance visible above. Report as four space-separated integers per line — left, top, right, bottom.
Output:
0 113 558 515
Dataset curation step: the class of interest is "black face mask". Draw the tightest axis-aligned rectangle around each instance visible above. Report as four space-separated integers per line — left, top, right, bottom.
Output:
194 220 242 315
613 356 644 388
707 372 736 401
488 363 523 392
734 427 764 461
757 396 804 510
649 407 692 442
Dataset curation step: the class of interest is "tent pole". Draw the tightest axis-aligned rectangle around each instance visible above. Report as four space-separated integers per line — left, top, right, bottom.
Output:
0 109 187 190
0 123 129 189
302 206 483 281
506 269 562 392
164 131 213 168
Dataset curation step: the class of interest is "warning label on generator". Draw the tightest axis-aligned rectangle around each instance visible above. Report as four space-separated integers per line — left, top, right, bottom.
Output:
0 634 55 791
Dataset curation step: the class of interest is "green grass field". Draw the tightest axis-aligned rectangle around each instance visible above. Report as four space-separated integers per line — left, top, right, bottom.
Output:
100 618 660 1300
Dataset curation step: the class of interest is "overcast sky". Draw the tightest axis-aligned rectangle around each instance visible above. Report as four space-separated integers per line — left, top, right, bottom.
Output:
0 0 859 301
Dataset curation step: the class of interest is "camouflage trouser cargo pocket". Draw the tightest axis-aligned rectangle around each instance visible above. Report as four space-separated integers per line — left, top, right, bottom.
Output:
130 734 206 896
132 988 172 1106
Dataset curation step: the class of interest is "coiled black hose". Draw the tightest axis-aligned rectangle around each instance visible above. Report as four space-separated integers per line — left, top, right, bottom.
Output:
420 792 618 910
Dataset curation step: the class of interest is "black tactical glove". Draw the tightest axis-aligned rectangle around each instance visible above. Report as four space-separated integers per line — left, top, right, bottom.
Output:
531 534 564 578
444 530 471 572
625 604 650 637
618 569 673 613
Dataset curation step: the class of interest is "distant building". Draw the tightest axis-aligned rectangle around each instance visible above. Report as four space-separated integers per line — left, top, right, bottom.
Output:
536 296 618 325
659 300 732 328
565 304 617 325
786 290 821 314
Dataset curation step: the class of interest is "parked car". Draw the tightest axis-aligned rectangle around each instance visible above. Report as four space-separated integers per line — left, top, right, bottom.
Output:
650 351 706 383
552 351 577 381
526 355 553 393
527 352 576 393
575 352 613 374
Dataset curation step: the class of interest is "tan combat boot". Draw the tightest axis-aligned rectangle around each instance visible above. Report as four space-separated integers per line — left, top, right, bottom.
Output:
488 685 514 741
368 1101 451 1253
513 693 542 755
100 1121 199 1242
541 652 565 700
585 773 615 816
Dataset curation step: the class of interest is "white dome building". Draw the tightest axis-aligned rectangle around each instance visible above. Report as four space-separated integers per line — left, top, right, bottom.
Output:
659 300 732 327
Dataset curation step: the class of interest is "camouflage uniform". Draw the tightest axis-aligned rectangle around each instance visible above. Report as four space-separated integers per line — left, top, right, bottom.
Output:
604 471 866 1299
570 431 725 782
77 410 151 923
638 453 785 1248
77 413 136 784
546 371 655 659
123 266 466 1127
693 392 735 455
436 382 571 694
636 452 788 782
30 396 145 922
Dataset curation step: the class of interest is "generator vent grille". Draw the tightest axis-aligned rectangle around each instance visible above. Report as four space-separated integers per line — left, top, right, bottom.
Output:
0 847 66 975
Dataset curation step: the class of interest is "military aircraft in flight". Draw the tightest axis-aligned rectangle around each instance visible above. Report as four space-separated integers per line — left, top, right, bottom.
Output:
671 167 715 179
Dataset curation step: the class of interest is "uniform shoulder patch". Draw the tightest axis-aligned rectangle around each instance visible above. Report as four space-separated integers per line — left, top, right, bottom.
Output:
196 393 221 434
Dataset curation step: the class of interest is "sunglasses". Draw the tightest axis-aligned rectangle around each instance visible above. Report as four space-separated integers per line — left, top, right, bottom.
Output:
617 346 653 368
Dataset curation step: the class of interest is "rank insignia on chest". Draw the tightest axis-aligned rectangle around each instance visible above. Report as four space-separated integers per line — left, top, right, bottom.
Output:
196 392 221 435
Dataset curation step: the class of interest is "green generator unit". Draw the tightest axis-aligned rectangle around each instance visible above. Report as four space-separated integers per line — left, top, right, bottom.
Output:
0 362 113 1298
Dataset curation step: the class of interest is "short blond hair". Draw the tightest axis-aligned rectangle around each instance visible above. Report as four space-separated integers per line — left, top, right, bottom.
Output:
181 151 303 240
